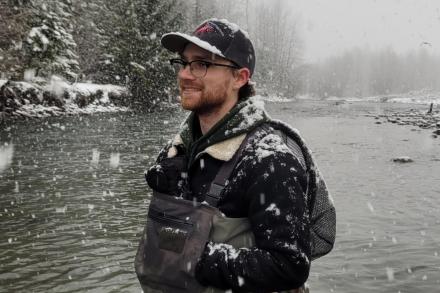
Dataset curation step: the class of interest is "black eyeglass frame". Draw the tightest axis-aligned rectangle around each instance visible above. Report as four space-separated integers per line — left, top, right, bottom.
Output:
169 58 240 78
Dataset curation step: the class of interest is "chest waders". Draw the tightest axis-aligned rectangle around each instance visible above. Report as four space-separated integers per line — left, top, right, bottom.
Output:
135 191 220 293
135 123 332 292
135 128 257 293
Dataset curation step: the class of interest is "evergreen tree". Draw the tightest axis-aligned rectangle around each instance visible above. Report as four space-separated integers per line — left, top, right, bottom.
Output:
97 0 182 109
71 0 107 81
0 0 32 79
23 0 79 80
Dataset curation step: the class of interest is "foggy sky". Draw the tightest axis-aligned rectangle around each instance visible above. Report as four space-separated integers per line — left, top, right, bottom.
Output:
291 0 440 62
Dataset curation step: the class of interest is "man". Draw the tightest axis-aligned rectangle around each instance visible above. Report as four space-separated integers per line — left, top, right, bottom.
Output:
138 19 334 292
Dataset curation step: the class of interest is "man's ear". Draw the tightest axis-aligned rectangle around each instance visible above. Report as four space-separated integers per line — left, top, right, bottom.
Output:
233 68 250 90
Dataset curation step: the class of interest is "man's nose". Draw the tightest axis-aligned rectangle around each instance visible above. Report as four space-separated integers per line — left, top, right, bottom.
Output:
178 64 195 80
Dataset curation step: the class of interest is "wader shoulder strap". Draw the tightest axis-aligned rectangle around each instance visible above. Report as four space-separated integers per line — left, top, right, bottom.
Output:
205 124 307 208
205 128 259 207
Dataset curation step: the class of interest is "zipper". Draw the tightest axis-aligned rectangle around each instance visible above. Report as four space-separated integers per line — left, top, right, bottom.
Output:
148 208 194 227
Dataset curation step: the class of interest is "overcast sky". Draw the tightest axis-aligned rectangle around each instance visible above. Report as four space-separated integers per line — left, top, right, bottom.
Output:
290 0 440 62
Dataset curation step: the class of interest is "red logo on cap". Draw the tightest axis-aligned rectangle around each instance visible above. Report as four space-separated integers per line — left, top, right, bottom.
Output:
195 23 215 35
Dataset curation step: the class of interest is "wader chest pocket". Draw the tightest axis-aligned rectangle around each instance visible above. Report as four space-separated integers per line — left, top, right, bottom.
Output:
149 208 193 254
135 192 220 293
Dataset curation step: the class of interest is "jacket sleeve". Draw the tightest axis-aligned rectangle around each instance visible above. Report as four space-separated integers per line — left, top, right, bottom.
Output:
195 150 311 292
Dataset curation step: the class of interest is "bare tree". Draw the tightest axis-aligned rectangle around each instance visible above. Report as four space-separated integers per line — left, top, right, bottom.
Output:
251 0 302 96
298 47 440 98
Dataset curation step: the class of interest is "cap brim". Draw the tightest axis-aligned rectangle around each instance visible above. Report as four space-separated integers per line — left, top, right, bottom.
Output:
161 32 225 58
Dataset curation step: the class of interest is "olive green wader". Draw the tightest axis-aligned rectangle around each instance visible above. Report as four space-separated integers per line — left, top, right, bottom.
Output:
136 210 307 293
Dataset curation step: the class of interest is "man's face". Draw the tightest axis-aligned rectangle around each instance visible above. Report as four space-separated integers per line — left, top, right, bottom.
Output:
178 44 237 115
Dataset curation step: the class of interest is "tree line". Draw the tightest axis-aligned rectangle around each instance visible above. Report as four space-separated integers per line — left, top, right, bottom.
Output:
298 46 440 98
1 0 303 106
1 0 439 107
1 0 182 109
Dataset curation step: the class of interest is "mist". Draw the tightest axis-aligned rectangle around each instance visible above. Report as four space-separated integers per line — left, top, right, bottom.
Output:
187 0 440 98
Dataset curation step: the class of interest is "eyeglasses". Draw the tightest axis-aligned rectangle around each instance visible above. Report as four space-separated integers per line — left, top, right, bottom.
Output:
169 58 240 78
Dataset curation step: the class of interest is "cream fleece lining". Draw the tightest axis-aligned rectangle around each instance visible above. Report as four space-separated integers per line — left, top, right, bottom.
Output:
204 134 246 161
167 133 246 161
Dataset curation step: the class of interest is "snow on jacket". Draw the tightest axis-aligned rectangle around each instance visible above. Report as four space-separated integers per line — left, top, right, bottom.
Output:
148 98 311 292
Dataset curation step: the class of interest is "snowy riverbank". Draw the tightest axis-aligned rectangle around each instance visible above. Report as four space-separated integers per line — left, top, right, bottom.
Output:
0 80 294 123
2 78 440 135
325 89 440 105
300 90 440 134
0 78 130 122
365 107 440 134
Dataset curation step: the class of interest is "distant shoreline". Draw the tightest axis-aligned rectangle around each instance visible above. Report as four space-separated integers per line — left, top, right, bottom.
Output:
265 99 440 136
0 79 131 124
2 79 439 137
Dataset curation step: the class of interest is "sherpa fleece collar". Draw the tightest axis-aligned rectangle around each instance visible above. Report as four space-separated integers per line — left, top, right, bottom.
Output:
168 133 247 161
173 98 270 165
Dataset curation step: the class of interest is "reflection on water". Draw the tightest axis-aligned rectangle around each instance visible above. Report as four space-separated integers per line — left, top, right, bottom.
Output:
1 101 439 292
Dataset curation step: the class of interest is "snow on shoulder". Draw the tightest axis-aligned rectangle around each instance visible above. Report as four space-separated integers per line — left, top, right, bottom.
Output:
254 132 291 162
225 97 266 136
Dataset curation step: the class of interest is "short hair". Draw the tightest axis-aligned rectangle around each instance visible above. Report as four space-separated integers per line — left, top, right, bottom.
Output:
238 81 256 100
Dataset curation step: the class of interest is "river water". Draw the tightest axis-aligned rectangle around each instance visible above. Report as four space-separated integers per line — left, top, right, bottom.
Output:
1 100 439 292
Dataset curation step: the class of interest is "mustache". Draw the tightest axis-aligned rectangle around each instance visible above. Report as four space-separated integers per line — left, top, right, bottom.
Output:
179 81 203 89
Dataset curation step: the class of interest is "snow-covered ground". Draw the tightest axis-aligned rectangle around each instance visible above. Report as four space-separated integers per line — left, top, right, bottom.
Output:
1 78 129 118
326 89 440 105
43 77 127 104
16 103 130 118
259 89 440 105
3 77 439 121
254 94 293 103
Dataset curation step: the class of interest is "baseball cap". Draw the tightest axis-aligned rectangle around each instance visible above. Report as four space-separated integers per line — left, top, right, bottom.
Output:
161 18 256 77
